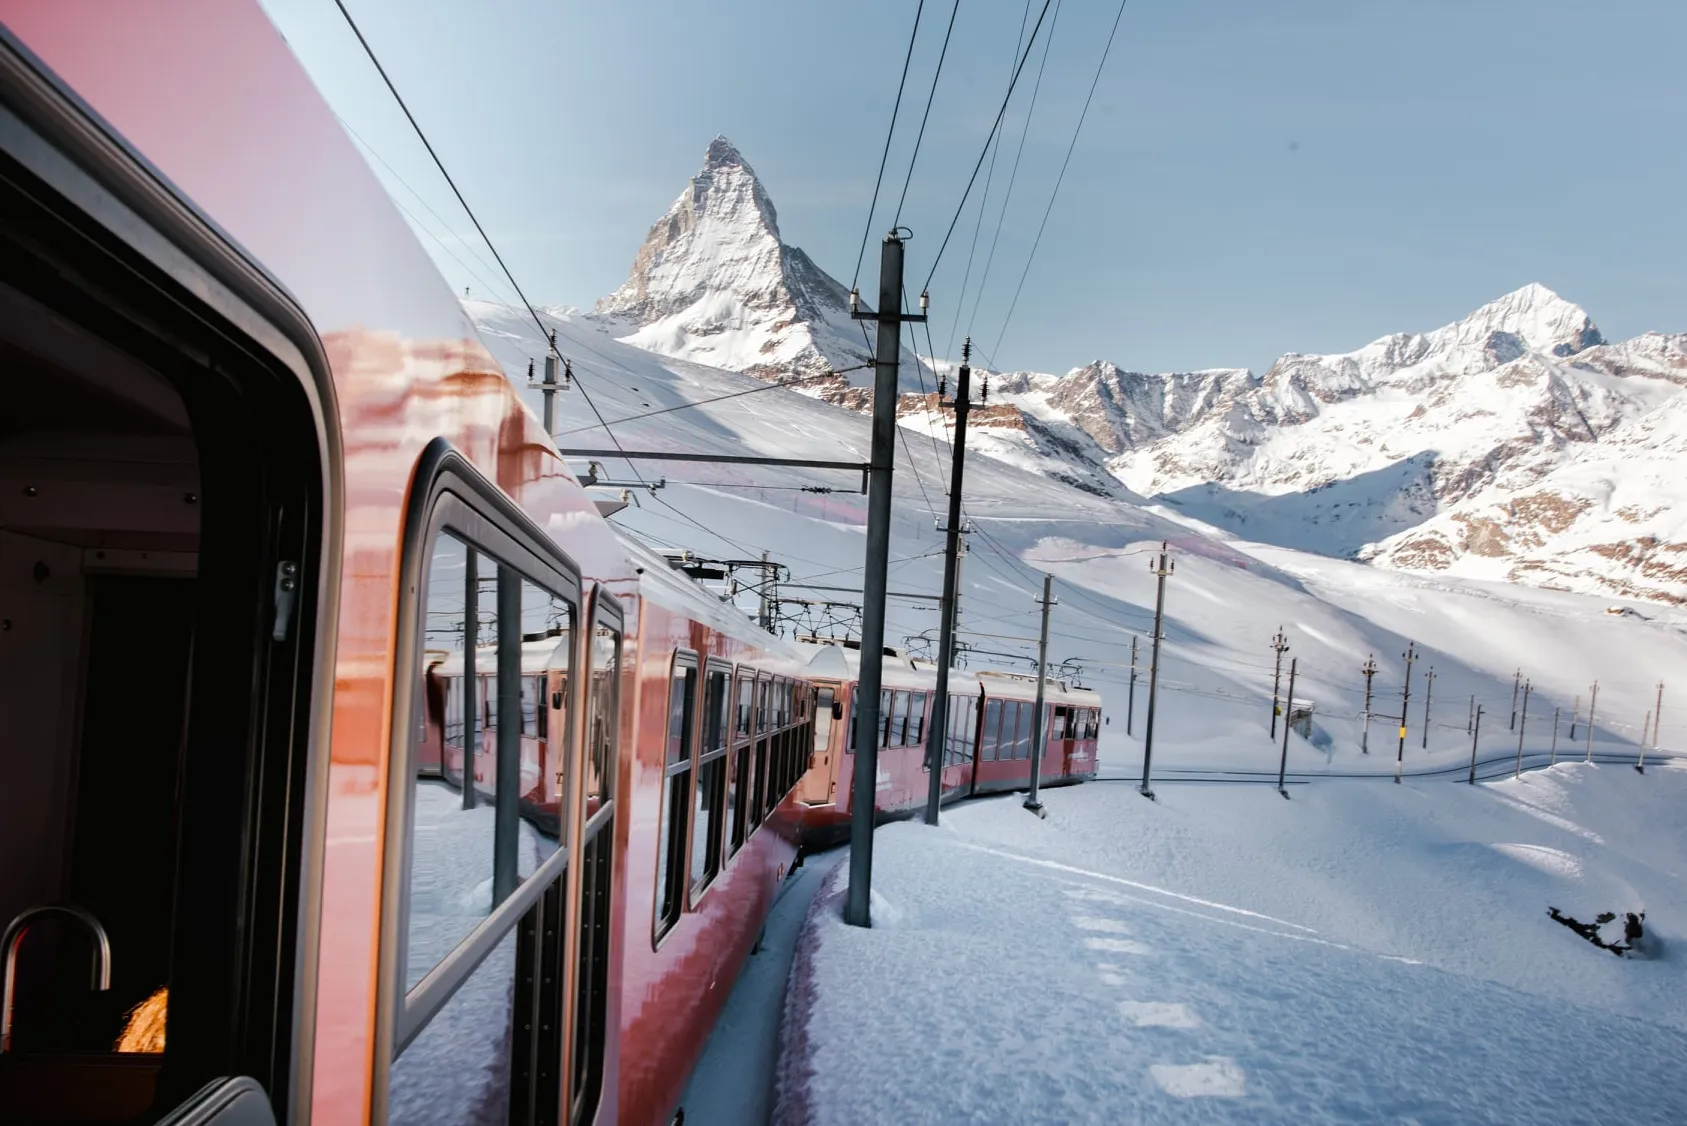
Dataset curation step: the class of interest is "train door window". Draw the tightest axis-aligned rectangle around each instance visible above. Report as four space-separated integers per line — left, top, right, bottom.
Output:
728 670 753 854
655 654 698 941
571 610 620 1125
1013 702 1033 759
391 487 579 1125
908 692 927 746
981 699 1003 761
963 697 979 762
692 663 729 898
814 687 835 754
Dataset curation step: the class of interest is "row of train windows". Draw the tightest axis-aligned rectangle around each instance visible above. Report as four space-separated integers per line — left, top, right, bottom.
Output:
440 672 549 742
1062 707 1102 741
654 658 812 943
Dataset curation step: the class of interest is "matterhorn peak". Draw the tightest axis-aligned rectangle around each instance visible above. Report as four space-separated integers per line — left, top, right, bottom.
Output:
704 134 746 171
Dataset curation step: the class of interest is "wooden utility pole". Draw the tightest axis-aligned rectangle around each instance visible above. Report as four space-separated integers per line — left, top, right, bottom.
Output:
1277 657 1297 799
1396 641 1417 783
1514 678 1532 779
1468 705 1483 784
1269 627 1290 739
1585 681 1598 763
1510 668 1521 730
1550 707 1561 765
922 340 976 827
1421 666 1436 750
1139 543 1174 800
1569 694 1580 741
1360 655 1378 754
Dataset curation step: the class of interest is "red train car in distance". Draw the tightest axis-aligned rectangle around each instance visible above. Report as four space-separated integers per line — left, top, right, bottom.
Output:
793 640 1102 845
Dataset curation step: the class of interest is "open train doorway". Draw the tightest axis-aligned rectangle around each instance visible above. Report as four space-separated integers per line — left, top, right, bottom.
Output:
0 84 326 1125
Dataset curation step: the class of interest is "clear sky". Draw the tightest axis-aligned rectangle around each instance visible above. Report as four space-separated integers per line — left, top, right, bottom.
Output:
260 0 1685 376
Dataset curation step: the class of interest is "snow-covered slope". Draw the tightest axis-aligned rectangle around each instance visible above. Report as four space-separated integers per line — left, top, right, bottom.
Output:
465 298 1687 769
592 136 928 395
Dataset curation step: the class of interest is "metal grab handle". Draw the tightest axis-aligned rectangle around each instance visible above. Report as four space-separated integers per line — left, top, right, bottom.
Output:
1 903 112 1053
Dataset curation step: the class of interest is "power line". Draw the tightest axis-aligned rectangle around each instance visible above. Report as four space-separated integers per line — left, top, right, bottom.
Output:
966 0 1063 341
553 365 870 435
992 0 1130 362
853 0 928 290
920 0 1057 294
891 0 964 230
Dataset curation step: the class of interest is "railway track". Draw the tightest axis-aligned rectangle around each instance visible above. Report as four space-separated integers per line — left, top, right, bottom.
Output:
1091 748 1685 787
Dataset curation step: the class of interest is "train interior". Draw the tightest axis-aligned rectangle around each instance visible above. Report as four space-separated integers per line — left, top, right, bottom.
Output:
0 150 314 1123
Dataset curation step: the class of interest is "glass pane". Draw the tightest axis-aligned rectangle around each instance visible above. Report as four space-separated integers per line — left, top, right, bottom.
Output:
408 533 496 992
691 755 723 890
667 666 695 767
909 693 927 745
736 674 753 737
705 670 728 753
390 928 517 1124
814 688 835 753
518 580 570 879
982 699 1002 762
1015 704 1032 759
879 689 892 746
584 623 618 818
757 680 770 734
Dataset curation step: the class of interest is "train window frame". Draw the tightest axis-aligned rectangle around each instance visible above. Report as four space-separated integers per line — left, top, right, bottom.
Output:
690 660 731 903
570 589 622 1126
654 650 700 944
377 444 585 1121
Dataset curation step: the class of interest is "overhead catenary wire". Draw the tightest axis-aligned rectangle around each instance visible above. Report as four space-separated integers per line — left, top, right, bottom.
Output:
920 0 1057 295
992 0 1131 362
853 0 928 290
553 365 872 435
891 0 964 230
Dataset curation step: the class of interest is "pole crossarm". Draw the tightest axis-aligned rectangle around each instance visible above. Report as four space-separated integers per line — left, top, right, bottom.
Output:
558 449 873 492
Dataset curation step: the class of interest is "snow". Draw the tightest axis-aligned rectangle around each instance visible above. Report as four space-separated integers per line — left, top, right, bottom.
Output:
775 761 1687 1124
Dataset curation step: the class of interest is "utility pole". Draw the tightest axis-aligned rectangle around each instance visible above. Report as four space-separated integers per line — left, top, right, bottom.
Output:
1550 707 1561 765
922 340 975 827
539 329 562 437
1126 635 1138 736
1024 573 1056 816
1467 693 1475 737
1269 627 1290 739
1585 681 1598 763
1637 705 1652 774
1139 543 1174 800
1467 705 1483 784
1569 694 1580 741
1396 641 1417 783
1510 668 1521 730
1514 678 1531 779
1640 680 1664 774
1360 655 1378 754
1277 657 1297 799
1421 666 1436 750
844 230 922 928
757 550 774 633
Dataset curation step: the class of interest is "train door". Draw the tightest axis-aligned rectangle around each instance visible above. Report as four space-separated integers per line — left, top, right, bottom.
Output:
377 452 584 1124
0 59 328 1125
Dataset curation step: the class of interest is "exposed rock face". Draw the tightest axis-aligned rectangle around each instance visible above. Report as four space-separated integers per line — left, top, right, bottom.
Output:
593 136 923 390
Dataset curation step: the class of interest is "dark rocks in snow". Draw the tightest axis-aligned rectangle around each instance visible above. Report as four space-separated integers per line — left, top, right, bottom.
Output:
1546 906 1647 957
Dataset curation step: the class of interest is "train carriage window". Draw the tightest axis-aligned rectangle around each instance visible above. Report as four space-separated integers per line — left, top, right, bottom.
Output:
981 699 1003 761
571 612 620 1126
655 654 698 940
728 669 752 856
691 664 730 898
394 504 578 1125
909 692 928 746
736 673 754 738
1012 702 1032 760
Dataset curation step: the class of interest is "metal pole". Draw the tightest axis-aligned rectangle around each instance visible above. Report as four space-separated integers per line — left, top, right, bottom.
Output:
1585 681 1598 762
1421 666 1435 750
1640 680 1663 774
1467 706 1483 784
1514 679 1531 779
1467 693 1475 736
494 565 521 903
541 330 559 437
1277 657 1297 798
1126 635 1138 736
1269 627 1288 739
1569 694 1580 741
1510 669 1520 730
1396 641 1416 783
1139 543 1173 799
461 548 478 811
758 550 773 632
1025 573 1055 815
1637 708 1651 774
924 345 974 826
1361 655 1376 754
1550 706 1560 765
845 231 915 929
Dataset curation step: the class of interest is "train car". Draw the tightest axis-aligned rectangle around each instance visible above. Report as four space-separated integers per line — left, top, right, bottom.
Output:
0 6 812 1125
791 640 1101 846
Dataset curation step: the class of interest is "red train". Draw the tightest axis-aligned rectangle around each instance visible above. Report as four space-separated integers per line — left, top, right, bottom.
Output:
793 642 1102 844
0 5 1099 1125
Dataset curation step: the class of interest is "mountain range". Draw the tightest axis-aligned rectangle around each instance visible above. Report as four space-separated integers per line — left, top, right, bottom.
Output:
585 138 1687 606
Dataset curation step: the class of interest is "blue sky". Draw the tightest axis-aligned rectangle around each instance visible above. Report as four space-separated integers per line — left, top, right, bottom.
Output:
261 0 1685 375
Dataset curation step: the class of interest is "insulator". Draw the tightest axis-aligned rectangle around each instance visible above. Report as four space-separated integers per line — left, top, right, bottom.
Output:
980 373 988 403
849 287 859 314
526 358 534 379
919 290 929 314
938 375 947 398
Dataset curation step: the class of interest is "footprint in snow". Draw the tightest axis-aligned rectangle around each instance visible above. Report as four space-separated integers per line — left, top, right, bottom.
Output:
1118 1001 1201 1029
1150 1057 1246 1098
1084 936 1155 955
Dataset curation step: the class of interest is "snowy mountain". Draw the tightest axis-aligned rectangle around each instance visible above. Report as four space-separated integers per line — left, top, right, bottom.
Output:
981 286 1686 602
593 136 926 397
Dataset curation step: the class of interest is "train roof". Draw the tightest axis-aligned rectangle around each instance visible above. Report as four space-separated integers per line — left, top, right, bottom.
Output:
795 639 981 695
